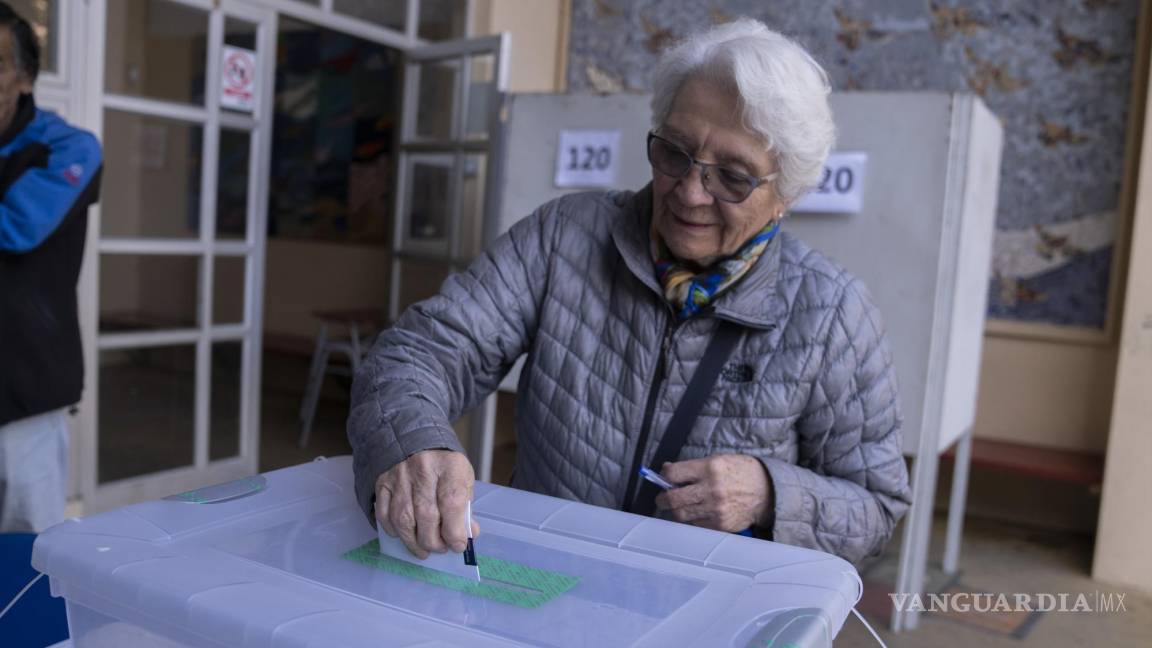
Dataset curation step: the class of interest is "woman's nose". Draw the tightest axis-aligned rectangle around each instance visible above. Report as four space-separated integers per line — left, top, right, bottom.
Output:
675 163 714 207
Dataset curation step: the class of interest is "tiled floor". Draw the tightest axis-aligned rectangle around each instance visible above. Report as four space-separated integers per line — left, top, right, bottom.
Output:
837 516 1152 647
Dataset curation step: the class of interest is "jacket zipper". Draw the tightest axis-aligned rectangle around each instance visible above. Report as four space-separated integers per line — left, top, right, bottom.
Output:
622 318 678 512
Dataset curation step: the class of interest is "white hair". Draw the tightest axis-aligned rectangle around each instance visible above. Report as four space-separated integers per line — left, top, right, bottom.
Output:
650 18 835 203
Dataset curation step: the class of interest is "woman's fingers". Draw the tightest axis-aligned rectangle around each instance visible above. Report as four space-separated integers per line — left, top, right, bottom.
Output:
660 457 710 486
437 470 473 553
376 449 478 558
375 482 396 537
387 475 427 559
656 482 712 522
655 455 769 532
413 485 447 554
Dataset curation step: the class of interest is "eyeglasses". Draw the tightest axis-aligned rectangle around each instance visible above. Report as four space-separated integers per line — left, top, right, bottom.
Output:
647 131 779 204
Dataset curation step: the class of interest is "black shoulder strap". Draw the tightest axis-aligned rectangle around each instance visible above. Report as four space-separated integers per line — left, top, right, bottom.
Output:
627 319 743 516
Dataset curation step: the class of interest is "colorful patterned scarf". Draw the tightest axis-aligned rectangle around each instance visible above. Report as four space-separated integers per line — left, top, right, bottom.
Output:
652 220 781 320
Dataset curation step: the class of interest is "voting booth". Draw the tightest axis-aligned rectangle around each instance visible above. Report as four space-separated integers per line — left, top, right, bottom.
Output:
32 456 861 647
476 91 1003 631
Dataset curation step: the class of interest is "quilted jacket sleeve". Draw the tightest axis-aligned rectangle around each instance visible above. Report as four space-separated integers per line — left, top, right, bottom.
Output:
348 204 558 524
760 277 912 564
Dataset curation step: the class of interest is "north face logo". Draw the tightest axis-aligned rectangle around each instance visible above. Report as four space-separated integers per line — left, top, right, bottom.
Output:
721 363 754 383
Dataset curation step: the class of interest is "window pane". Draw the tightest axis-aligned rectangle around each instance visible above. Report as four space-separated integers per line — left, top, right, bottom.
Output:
458 154 487 259
105 0 208 105
98 345 195 483
396 257 452 314
418 0 467 41
210 341 242 461
224 17 256 49
213 256 245 325
465 54 496 140
334 0 405 32
217 128 250 240
99 254 199 332
405 157 452 253
9 0 56 73
414 60 456 140
269 17 401 244
101 111 203 239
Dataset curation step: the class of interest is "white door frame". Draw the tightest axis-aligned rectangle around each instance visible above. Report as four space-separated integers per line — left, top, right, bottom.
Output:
78 0 277 512
390 33 509 480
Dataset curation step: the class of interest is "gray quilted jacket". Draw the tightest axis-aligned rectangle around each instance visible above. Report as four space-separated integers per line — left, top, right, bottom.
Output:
349 186 911 564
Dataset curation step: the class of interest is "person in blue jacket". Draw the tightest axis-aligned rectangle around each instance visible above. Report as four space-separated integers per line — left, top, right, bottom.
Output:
0 3 102 532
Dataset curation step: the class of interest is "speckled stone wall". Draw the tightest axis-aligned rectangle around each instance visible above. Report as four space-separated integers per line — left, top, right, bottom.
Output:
567 0 1139 328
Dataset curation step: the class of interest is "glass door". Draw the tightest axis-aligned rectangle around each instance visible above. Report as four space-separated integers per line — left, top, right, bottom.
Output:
83 0 275 512
391 34 508 479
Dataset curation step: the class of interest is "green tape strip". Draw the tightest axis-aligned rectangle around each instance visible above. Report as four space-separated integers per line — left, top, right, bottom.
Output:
342 539 580 608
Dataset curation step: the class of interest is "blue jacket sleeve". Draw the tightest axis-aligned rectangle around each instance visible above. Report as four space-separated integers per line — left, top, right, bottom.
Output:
0 121 103 253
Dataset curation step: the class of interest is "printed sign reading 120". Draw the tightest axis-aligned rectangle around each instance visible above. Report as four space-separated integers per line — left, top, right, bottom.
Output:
567 145 612 172
792 151 869 214
555 130 621 188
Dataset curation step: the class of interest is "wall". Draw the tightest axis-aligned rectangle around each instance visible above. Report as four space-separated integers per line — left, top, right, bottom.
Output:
472 0 569 92
1093 43 1152 594
263 240 391 340
564 1 1144 454
974 337 1117 452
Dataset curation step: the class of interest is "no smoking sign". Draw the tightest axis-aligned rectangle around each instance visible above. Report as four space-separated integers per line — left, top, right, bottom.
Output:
220 45 257 112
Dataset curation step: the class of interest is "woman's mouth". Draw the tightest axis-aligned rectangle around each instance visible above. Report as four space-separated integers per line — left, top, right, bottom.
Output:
672 213 714 229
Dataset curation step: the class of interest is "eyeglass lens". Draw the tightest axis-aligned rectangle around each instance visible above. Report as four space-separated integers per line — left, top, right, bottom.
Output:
648 135 754 202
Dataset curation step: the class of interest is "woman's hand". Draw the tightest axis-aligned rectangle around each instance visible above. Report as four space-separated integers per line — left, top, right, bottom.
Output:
654 454 773 533
375 449 480 559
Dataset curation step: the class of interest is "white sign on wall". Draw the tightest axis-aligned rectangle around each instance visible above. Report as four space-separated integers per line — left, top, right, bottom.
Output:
791 151 868 214
220 46 257 112
554 130 621 188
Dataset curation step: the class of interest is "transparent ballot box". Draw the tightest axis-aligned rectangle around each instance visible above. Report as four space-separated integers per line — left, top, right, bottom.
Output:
32 456 858 647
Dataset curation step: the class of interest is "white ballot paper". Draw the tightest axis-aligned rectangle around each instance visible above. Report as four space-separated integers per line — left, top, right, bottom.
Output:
377 500 481 582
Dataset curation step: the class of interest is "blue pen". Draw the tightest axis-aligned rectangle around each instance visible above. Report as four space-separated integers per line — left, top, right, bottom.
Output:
639 465 676 490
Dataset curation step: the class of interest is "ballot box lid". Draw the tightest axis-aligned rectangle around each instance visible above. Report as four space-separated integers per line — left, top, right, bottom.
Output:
33 456 858 648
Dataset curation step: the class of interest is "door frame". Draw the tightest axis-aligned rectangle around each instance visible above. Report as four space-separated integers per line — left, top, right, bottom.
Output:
390 33 509 480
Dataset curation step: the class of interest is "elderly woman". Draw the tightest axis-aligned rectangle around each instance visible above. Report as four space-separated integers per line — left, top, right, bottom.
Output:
349 19 911 565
